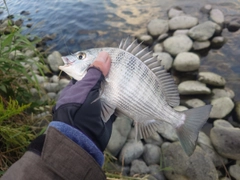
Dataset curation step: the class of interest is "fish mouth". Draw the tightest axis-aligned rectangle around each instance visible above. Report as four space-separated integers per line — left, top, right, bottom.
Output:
61 56 76 66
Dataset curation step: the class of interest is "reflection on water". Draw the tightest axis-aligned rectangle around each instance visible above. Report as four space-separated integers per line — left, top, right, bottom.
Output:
0 0 240 100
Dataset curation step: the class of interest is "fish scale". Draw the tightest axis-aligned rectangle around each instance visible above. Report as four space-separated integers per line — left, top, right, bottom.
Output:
59 39 212 156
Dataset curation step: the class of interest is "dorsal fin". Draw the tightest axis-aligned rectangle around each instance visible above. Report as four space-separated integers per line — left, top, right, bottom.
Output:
119 38 180 107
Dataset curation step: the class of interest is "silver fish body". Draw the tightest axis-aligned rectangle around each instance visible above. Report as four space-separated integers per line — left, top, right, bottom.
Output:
59 39 212 156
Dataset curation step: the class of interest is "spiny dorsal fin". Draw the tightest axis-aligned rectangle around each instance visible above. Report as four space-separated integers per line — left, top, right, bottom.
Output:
119 38 180 107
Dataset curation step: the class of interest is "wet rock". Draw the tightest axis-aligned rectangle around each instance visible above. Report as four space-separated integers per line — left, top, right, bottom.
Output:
185 98 206 108
157 33 169 42
153 52 173 70
42 34 57 41
119 141 144 165
144 132 163 146
47 51 64 72
26 23 32 28
138 34 153 45
43 82 59 92
210 9 224 25
211 36 226 48
193 41 210 50
169 15 198 30
227 21 240 32
198 72 226 86
149 165 166 180
14 19 23 27
163 35 193 56
130 159 150 176
198 131 228 167
20 10 30 15
210 97 234 119
188 21 216 41
201 4 212 13
234 101 240 123
147 19 169 37
229 161 240 180
178 81 211 95
173 52 200 72
210 125 240 160
162 142 218 180
107 117 131 156
211 88 235 99
168 7 184 18
173 29 189 36
153 43 163 52
143 144 161 165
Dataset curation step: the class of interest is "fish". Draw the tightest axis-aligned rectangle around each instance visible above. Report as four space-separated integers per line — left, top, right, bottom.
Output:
59 38 212 156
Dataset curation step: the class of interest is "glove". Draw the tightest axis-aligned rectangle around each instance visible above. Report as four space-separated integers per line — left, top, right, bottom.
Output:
52 52 116 151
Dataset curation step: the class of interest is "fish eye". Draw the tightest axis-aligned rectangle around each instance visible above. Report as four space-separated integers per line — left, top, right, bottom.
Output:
76 52 86 60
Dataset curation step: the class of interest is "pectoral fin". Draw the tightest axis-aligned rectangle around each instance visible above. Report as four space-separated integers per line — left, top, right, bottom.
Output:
101 100 116 122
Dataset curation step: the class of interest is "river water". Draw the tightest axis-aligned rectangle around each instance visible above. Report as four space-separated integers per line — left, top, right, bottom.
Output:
0 0 240 101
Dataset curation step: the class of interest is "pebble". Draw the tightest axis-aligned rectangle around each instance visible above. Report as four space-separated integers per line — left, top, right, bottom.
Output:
20 11 30 15
178 81 211 95
173 52 200 72
158 122 178 141
234 101 240 122
47 92 57 99
198 72 226 86
153 43 163 52
168 7 184 18
25 49 35 57
138 34 153 45
157 33 169 42
162 142 218 180
213 119 233 128
47 51 64 72
14 19 23 27
229 162 240 180
50 75 59 83
210 97 234 119
173 29 189 36
163 35 193 56
143 144 161 165
193 41 210 50
188 21 216 41
147 19 169 37
185 98 206 108
210 9 224 25
168 15 198 30
211 88 235 99
201 4 212 13
174 106 188 111
32 74 46 84
149 165 166 180
130 159 150 176
58 78 70 90
43 82 59 92
153 52 173 70
211 36 226 48
144 132 163 146
227 21 240 32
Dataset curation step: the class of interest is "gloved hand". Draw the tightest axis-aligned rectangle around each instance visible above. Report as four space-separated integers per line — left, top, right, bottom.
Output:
52 51 116 151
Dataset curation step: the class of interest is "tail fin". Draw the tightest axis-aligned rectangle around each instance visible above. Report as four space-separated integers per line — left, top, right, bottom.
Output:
176 105 212 156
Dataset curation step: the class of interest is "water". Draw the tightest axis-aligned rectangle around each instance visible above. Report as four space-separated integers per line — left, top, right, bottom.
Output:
1 0 240 101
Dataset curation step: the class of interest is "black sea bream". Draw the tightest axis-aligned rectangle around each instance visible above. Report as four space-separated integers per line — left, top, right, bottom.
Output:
59 38 212 156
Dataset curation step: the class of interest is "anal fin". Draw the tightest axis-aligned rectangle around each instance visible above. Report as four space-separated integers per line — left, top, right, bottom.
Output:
101 100 116 122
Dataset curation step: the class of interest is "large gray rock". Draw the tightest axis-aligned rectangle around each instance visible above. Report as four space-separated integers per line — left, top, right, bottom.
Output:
106 117 132 156
153 52 173 70
178 81 211 95
163 35 193 56
149 165 166 180
162 142 218 180
188 21 216 41
229 161 240 180
211 88 235 99
198 72 226 86
47 51 64 72
143 144 161 165
119 141 144 165
210 126 240 160
147 19 169 37
130 159 150 176
210 97 234 119
173 52 200 72
210 9 224 25
169 15 198 30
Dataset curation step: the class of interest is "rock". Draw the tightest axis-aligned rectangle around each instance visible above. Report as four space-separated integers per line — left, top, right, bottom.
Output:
193 41 211 50
14 19 23 27
144 132 163 146
24 49 35 57
47 51 64 72
211 88 235 99
43 82 59 92
227 21 240 32
168 7 184 18
153 52 173 70
210 97 234 119
235 101 240 122
198 131 228 167
20 11 30 15
211 36 226 48
149 165 166 180
26 24 32 28
162 142 218 180
210 9 224 25
147 19 169 37
169 15 198 30
185 98 206 108
163 35 193 56
9 50 24 60
178 81 211 95
103 162 130 177
173 52 200 72
229 162 240 180
42 34 57 41
174 106 188 111
130 159 150 176
50 75 59 83
32 74 47 84
138 34 153 46
158 122 178 141
188 21 216 41
47 92 57 99
173 29 189 36
153 43 163 53
119 141 144 165
210 126 240 160
198 72 226 86
143 144 161 165
157 33 169 42
58 78 70 90
106 117 132 156
201 4 212 13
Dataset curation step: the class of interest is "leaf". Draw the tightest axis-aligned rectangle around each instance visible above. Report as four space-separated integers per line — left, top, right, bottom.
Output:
1 33 14 48
0 85 7 93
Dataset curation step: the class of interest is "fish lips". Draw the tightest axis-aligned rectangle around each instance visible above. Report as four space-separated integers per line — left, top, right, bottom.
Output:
61 56 76 66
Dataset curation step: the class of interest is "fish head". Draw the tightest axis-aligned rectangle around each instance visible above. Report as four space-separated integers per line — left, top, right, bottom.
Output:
59 50 97 80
